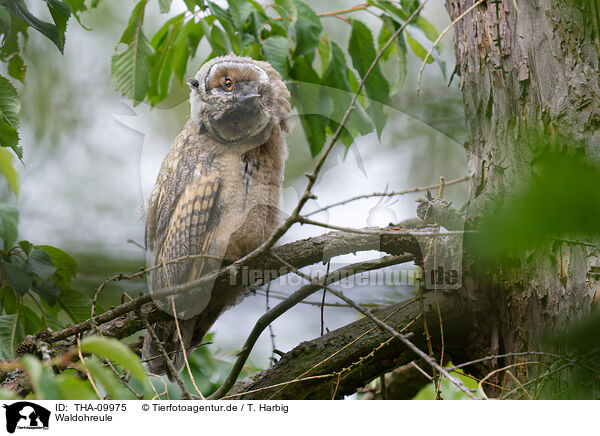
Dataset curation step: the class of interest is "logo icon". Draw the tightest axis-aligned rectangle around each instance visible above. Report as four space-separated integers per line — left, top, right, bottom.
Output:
2 402 50 433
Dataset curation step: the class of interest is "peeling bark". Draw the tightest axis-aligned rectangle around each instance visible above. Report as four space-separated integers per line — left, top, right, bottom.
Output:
447 0 600 397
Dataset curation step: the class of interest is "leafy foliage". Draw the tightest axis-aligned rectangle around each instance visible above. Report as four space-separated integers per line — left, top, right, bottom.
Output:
0 0 451 400
0 210 100 360
10 336 153 400
111 0 154 104
0 0 102 158
0 75 22 159
107 0 442 156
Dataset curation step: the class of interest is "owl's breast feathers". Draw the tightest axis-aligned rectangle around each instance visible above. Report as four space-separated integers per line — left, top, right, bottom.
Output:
146 119 285 289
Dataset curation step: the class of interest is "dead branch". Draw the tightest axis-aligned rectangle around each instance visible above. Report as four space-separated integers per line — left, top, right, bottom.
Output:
223 290 472 399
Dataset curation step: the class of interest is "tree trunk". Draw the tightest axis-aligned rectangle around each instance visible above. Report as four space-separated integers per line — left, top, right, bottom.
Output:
447 0 600 398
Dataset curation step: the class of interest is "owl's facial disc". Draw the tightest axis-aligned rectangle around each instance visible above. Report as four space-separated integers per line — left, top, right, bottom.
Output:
192 61 273 144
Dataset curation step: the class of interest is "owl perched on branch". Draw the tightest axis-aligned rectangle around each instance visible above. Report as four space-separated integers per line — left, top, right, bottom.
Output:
142 55 292 378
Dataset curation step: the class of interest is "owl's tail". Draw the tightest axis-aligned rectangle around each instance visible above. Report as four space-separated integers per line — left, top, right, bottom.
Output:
141 318 194 380
140 283 243 382
141 316 208 382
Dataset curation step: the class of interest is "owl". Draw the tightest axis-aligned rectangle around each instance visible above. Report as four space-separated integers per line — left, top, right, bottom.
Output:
141 55 292 378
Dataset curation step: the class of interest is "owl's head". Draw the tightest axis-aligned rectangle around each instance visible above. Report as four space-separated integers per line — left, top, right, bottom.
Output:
187 55 292 146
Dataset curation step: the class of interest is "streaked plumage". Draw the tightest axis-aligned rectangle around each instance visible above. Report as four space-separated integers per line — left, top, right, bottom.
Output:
142 55 292 378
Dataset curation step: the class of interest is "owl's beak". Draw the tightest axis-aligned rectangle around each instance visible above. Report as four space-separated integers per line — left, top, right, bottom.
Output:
237 93 260 103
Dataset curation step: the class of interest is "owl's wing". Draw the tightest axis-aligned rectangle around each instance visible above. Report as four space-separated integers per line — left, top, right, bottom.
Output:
152 172 221 290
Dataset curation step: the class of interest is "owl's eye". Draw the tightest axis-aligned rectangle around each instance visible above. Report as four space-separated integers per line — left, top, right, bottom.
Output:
223 77 233 92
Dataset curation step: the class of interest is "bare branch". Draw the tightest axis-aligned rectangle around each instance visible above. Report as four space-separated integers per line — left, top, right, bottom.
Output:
208 254 414 399
224 290 471 399
306 176 469 217
270 254 477 399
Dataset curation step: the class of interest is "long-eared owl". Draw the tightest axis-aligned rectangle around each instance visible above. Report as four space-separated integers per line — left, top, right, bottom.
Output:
141 55 292 378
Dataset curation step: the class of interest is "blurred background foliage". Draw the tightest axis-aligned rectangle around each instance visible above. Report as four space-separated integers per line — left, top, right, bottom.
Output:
0 0 476 399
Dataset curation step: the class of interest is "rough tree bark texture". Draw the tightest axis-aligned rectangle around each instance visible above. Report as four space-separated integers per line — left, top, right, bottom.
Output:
447 0 600 397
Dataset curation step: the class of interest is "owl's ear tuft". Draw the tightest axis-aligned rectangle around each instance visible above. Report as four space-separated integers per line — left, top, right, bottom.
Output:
187 78 200 90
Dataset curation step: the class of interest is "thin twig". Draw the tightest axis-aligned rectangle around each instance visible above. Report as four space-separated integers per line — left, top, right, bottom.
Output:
208 255 414 399
320 261 331 336
417 0 485 95
105 359 143 399
219 374 335 399
253 288 380 308
77 335 103 400
271 253 477 400
147 372 169 400
477 362 538 399
306 176 469 217
159 250 209 400
299 217 473 237
265 282 277 367
134 307 193 400
268 304 419 400
447 351 570 371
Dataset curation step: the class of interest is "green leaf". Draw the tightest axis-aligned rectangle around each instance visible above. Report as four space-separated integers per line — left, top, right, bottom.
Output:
171 20 204 82
207 1 233 26
158 0 172 13
348 19 390 137
82 355 135 399
18 240 33 254
401 0 419 13
228 0 254 29
262 35 289 77
56 370 98 399
272 0 297 25
63 0 86 14
31 281 60 305
21 354 63 399
0 148 19 195
63 0 92 29
348 20 391 103
367 0 408 21
0 314 25 359
2 0 65 52
200 17 231 57
378 15 407 93
8 55 26 83
0 286 18 313
0 203 18 250
0 74 22 158
292 0 322 56
405 25 445 76
148 15 183 105
18 304 43 335
289 57 328 155
415 16 438 42
80 336 148 383
182 0 203 11
39 298 67 331
3 262 32 296
57 288 93 324
301 114 328 157
43 0 71 49
26 247 56 280
150 13 183 47
321 41 372 143
0 389 19 399
35 245 77 284
111 0 153 103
